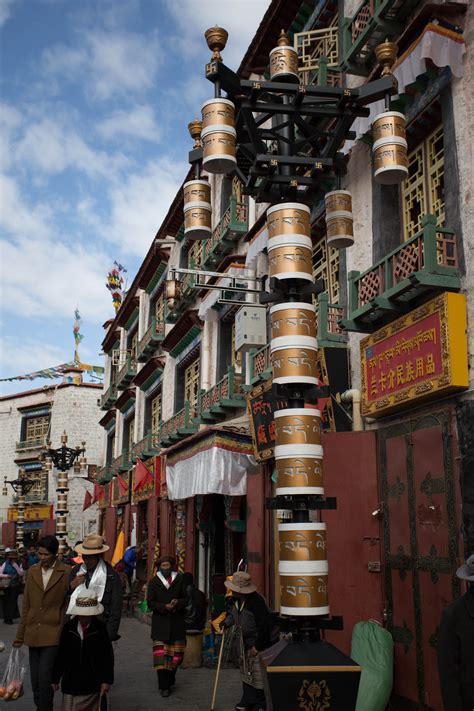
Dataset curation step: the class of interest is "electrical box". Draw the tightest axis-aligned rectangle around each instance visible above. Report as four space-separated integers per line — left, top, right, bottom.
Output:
235 305 267 352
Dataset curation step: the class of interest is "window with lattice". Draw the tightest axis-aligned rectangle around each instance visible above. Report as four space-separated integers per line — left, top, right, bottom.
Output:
154 293 165 325
27 473 47 502
184 358 200 409
188 241 202 269
312 236 339 304
24 416 50 444
127 417 135 452
151 392 162 434
402 125 445 240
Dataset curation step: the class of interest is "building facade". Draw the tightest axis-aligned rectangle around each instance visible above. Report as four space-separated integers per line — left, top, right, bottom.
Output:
97 1 472 708
0 371 103 546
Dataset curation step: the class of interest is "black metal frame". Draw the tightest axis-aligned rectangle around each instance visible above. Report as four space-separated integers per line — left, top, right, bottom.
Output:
45 443 84 473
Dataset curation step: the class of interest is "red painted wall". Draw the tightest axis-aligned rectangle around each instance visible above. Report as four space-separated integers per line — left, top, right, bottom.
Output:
246 463 267 597
1 522 16 547
185 497 196 575
104 507 117 563
147 496 158 579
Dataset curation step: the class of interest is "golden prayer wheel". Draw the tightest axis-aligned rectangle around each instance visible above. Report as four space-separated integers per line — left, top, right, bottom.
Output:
278 523 327 574
184 201 212 240
269 29 299 82
271 343 318 385
325 190 354 249
373 136 408 185
201 98 235 130
201 124 237 174
268 236 314 282
274 408 322 447
275 454 324 495
270 302 317 344
57 475 68 490
183 179 211 205
266 202 311 239
280 572 329 616
372 111 406 143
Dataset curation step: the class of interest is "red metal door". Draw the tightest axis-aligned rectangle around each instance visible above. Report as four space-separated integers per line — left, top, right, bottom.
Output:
379 408 462 711
323 430 383 654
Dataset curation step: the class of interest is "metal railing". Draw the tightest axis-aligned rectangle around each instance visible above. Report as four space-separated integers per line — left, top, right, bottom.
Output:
15 437 48 452
199 366 244 416
249 343 272 385
159 402 197 444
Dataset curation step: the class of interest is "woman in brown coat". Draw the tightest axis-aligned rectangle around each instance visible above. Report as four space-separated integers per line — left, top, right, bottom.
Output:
14 535 71 711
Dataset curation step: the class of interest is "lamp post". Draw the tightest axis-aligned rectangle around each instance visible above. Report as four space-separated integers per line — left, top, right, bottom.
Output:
42 431 87 553
3 470 41 547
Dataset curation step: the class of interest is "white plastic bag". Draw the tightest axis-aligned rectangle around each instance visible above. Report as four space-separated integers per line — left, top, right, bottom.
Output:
0 648 27 701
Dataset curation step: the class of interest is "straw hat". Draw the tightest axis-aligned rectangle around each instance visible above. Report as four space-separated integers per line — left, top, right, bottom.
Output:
456 554 474 582
69 590 104 617
224 571 257 595
5 548 19 558
75 534 109 556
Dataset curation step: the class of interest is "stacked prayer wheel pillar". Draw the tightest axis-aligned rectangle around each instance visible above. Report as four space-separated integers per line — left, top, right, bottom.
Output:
55 470 69 553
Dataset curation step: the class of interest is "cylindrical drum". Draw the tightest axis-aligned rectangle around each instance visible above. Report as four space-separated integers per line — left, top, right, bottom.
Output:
373 135 408 184
274 442 322 460
201 98 235 130
271 342 318 385
268 236 314 282
275 454 324 495
183 179 211 206
184 201 212 240
280 572 329 616
325 190 354 249
270 335 317 352
278 523 327 574
267 203 311 239
270 302 317 345
201 124 237 174
275 408 322 447
269 45 299 82
57 475 68 490
372 111 406 143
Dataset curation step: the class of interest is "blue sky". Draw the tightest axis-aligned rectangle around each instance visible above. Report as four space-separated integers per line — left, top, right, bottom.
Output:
0 0 271 394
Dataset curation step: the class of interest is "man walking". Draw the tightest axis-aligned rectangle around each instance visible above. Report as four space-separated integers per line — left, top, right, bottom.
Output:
438 554 474 711
68 533 123 641
13 535 70 711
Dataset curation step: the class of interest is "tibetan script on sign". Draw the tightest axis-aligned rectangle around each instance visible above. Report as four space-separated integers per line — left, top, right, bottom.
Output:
247 380 287 461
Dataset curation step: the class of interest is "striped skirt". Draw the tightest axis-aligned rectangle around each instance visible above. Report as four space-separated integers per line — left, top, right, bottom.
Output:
62 693 101 711
152 639 186 671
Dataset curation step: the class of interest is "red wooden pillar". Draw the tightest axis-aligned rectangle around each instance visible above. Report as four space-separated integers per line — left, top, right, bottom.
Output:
123 504 131 548
1 522 16 547
147 495 159 579
159 499 174 559
246 463 266 596
185 497 195 575
104 507 117 563
40 518 56 538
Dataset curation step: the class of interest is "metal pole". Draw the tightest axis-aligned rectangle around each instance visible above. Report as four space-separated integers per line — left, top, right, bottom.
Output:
16 492 25 547
55 467 69 554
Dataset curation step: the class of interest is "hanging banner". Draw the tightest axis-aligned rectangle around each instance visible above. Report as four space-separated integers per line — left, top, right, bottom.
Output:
360 292 468 417
112 472 131 506
132 457 159 504
97 483 111 510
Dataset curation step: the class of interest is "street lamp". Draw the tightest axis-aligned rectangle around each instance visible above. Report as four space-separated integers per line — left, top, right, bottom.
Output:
42 431 86 553
3 470 41 547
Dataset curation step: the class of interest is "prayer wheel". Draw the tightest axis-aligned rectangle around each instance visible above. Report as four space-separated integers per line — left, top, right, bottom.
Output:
372 110 408 184
274 408 322 447
271 342 319 385
183 179 211 205
275 454 324 495
201 124 237 174
270 302 317 344
269 30 299 83
201 98 235 130
280 572 329 616
184 201 212 240
266 202 311 239
324 190 354 249
57 474 68 490
268 236 314 282
278 523 327 574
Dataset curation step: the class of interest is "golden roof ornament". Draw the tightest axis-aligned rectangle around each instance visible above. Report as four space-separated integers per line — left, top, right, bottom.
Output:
188 119 202 149
375 40 398 76
278 29 290 46
204 25 228 62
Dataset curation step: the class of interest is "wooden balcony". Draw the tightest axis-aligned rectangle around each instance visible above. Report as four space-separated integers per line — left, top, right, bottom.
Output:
116 355 137 391
202 197 249 270
100 384 118 411
197 367 245 423
15 437 48 453
316 293 347 348
137 317 166 362
249 343 272 386
341 215 461 333
159 402 198 447
119 449 133 473
130 431 161 462
96 466 113 484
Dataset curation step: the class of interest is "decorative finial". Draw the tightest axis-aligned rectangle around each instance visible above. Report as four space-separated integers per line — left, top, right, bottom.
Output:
278 29 290 46
375 40 398 76
188 119 203 148
204 25 228 62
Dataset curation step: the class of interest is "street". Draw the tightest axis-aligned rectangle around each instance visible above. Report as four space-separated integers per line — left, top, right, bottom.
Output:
0 616 241 710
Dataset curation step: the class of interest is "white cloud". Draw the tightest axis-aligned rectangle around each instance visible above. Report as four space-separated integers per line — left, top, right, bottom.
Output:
42 28 162 100
0 0 17 27
0 104 22 171
96 105 160 143
0 336 69 376
0 174 52 238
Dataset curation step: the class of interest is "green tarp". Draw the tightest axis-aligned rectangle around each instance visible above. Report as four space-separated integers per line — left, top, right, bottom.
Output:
351 620 394 711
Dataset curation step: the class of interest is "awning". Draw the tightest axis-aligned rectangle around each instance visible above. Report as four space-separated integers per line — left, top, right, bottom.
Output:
165 429 256 501
344 22 465 151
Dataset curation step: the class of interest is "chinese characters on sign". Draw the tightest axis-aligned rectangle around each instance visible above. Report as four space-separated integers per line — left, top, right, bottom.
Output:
361 293 468 417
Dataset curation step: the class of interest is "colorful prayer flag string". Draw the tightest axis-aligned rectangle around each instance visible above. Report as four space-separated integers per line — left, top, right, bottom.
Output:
106 262 127 313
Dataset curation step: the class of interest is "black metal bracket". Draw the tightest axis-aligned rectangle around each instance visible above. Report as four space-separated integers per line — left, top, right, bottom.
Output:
259 278 325 305
266 496 337 511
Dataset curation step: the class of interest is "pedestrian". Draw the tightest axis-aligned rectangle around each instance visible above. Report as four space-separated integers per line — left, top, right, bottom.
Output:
437 553 474 711
0 544 6 566
146 555 187 698
122 545 137 584
224 571 272 711
182 572 207 669
17 545 29 572
52 589 114 711
0 548 25 624
27 544 40 567
68 534 122 642
13 535 70 711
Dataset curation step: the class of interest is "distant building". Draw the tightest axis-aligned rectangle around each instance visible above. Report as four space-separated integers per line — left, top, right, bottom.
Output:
0 369 103 547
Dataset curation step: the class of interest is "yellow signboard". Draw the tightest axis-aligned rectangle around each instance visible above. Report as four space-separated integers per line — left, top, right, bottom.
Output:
360 292 468 418
8 505 53 522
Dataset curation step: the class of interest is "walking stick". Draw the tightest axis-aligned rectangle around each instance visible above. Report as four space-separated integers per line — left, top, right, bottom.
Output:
210 629 225 711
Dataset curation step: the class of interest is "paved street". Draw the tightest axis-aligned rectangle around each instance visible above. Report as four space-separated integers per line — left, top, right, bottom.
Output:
0 615 241 710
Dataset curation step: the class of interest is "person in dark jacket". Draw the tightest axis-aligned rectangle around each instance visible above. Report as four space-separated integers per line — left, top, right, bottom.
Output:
438 554 474 711
147 555 187 698
224 571 271 711
52 589 114 710
0 549 24 624
68 534 122 642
